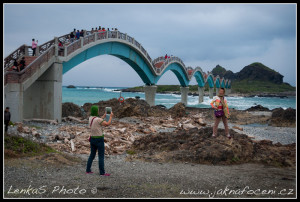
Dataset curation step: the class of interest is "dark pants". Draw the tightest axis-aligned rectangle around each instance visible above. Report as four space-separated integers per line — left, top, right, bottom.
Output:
32 48 36 56
86 137 105 175
4 120 9 132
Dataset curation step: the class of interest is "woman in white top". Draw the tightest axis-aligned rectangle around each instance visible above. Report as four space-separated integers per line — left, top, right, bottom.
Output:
86 105 113 176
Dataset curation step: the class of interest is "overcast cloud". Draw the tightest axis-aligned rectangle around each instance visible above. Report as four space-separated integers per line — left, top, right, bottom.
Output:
3 3 296 87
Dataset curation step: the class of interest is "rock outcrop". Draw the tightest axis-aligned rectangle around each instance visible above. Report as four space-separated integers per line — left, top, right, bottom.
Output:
236 63 283 84
130 127 295 167
66 85 76 88
270 107 296 127
246 105 270 111
62 102 83 117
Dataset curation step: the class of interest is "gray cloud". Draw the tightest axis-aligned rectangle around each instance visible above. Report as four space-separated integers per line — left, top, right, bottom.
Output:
4 3 296 86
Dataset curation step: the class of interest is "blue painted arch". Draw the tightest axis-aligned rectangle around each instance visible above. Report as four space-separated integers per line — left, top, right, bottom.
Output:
193 71 205 87
62 41 156 85
206 74 214 88
154 62 189 87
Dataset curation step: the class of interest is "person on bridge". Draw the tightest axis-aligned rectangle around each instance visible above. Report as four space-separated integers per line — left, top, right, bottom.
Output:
210 88 231 139
70 31 75 43
58 41 64 56
86 105 114 176
165 54 168 60
11 60 19 72
80 29 84 37
19 57 26 71
76 30 80 40
32 39 38 56
99 27 106 38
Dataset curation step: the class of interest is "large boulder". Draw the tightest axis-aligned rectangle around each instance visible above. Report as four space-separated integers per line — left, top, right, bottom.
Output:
62 102 83 117
270 107 296 127
169 103 186 118
66 85 76 88
246 105 270 111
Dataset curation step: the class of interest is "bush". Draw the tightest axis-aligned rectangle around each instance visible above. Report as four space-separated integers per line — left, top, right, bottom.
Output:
4 134 56 158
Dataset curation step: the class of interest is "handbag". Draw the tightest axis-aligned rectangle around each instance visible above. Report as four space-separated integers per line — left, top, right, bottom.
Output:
89 117 97 142
214 109 224 118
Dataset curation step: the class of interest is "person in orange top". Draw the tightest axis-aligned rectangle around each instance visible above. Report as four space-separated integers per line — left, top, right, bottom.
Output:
210 88 231 138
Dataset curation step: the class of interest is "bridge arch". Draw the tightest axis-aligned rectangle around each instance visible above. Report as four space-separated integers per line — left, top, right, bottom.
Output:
220 78 225 88
61 41 156 85
154 61 189 87
206 73 215 88
224 79 228 88
192 67 205 87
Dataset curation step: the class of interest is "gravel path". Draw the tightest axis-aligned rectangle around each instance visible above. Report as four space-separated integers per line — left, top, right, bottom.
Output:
212 123 296 145
4 153 296 198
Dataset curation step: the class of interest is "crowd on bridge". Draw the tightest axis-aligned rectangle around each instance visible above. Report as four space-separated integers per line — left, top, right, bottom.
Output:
57 26 119 55
9 57 26 72
6 26 120 71
68 26 119 43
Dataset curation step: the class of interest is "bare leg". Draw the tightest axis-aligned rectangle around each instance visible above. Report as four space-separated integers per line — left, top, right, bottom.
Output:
213 116 222 136
222 116 230 138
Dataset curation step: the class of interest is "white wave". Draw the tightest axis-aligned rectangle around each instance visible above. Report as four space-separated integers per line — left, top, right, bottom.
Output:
156 99 180 102
170 94 181 98
76 87 100 90
102 88 121 92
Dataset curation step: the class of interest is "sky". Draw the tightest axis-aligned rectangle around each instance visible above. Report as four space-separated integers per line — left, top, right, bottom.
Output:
3 3 297 87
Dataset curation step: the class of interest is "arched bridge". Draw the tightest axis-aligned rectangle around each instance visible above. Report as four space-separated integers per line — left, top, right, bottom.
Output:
4 29 231 122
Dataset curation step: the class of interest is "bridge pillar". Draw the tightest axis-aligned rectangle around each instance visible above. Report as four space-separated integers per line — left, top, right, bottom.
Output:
180 86 189 106
225 88 228 96
216 87 220 96
144 85 157 107
209 87 214 99
23 62 63 122
198 87 204 103
4 84 24 123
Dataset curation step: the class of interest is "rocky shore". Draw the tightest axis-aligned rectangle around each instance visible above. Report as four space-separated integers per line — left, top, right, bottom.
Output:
121 87 296 98
4 98 296 198
6 98 296 161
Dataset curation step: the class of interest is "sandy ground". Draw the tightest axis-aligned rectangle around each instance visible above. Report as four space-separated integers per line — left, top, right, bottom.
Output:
4 152 296 199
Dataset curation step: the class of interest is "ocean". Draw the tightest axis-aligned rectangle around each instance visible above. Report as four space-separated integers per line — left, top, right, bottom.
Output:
62 86 296 110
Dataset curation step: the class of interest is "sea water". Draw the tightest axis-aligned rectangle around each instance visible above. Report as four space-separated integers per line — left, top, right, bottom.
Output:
62 86 296 110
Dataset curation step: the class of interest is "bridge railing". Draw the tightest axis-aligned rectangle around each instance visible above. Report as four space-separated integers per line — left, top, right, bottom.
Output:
4 45 26 71
152 56 165 65
156 56 187 76
63 30 153 68
4 45 55 85
66 39 82 56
